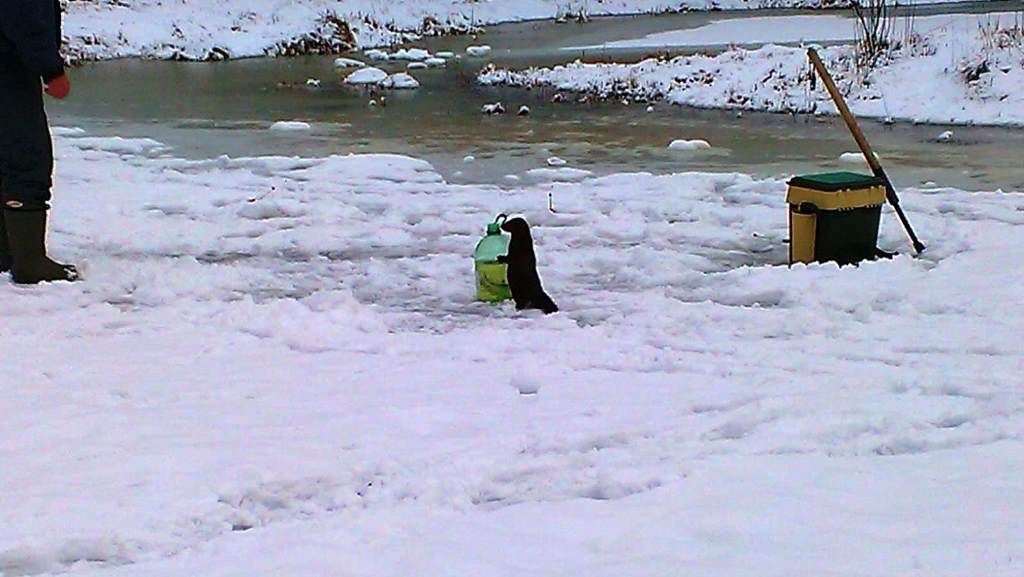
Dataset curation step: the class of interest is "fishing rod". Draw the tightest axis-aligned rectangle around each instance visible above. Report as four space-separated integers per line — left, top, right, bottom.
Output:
807 47 925 254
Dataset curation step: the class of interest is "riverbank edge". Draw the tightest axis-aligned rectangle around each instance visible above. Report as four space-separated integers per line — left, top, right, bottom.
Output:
478 14 1024 129
60 0 930 64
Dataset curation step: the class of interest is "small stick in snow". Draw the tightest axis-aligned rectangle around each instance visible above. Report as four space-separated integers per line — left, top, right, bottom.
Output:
248 186 276 203
548 192 557 214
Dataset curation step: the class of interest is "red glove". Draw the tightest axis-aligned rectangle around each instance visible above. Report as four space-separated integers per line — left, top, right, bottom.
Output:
44 74 71 100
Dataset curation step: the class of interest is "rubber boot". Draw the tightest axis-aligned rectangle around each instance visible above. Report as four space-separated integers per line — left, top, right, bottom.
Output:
0 210 10 273
3 208 78 284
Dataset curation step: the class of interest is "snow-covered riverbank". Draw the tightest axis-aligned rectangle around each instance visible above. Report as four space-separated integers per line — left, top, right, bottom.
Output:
480 11 1024 126
63 0 964 62
1 130 1023 576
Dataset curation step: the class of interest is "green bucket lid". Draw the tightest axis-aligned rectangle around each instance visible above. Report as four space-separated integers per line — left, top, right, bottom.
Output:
789 171 885 192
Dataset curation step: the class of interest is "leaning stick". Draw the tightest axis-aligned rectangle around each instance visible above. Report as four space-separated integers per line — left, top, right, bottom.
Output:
807 48 925 254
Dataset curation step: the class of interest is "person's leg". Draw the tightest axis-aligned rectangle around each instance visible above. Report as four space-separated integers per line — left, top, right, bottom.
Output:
0 206 10 273
0 82 14 273
0 69 53 207
0 79 10 273
0 69 77 283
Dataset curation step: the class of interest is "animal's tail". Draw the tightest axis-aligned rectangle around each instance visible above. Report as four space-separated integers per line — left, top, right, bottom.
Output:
536 292 559 315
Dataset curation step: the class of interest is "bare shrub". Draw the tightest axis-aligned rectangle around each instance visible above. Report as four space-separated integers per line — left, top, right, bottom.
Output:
962 11 1023 96
272 12 356 57
978 11 1024 53
852 0 895 68
556 0 590 23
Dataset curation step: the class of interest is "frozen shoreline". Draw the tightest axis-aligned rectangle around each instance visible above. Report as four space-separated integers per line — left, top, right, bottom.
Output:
63 0 971 62
480 11 1024 127
0 129 1022 576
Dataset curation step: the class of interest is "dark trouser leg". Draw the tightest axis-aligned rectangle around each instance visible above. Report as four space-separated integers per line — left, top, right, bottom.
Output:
0 68 77 283
0 211 10 272
0 69 54 209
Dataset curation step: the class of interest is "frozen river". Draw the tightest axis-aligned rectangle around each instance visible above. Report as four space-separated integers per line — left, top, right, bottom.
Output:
51 1 1024 192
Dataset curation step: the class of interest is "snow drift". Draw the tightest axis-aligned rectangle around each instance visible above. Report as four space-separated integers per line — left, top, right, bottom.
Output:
480 11 1024 127
1 128 1023 576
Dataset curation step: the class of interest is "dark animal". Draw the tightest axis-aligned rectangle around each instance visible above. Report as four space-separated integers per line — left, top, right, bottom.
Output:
497 217 558 314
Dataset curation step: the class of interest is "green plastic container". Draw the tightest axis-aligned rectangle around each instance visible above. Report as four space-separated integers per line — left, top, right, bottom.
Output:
474 215 512 303
787 172 886 266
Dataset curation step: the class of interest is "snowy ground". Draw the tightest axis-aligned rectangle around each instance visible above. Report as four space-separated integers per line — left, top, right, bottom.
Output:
569 13 865 48
481 11 1024 126
1 130 1023 576
62 0 969 61
571 11 1024 49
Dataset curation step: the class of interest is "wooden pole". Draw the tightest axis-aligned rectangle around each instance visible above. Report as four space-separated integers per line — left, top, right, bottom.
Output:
807 48 925 254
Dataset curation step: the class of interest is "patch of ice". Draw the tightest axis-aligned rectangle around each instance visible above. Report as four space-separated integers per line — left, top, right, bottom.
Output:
51 126 86 136
937 130 955 142
364 49 389 61
839 151 881 164
70 136 170 156
466 45 492 57
527 167 593 182
390 48 431 61
380 73 420 89
305 78 320 87
482 102 506 115
407 62 428 70
517 105 531 116
463 155 476 163
424 57 447 67
435 51 455 59
345 67 388 85
669 139 712 151
547 157 568 166
270 121 312 132
333 57 365 68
